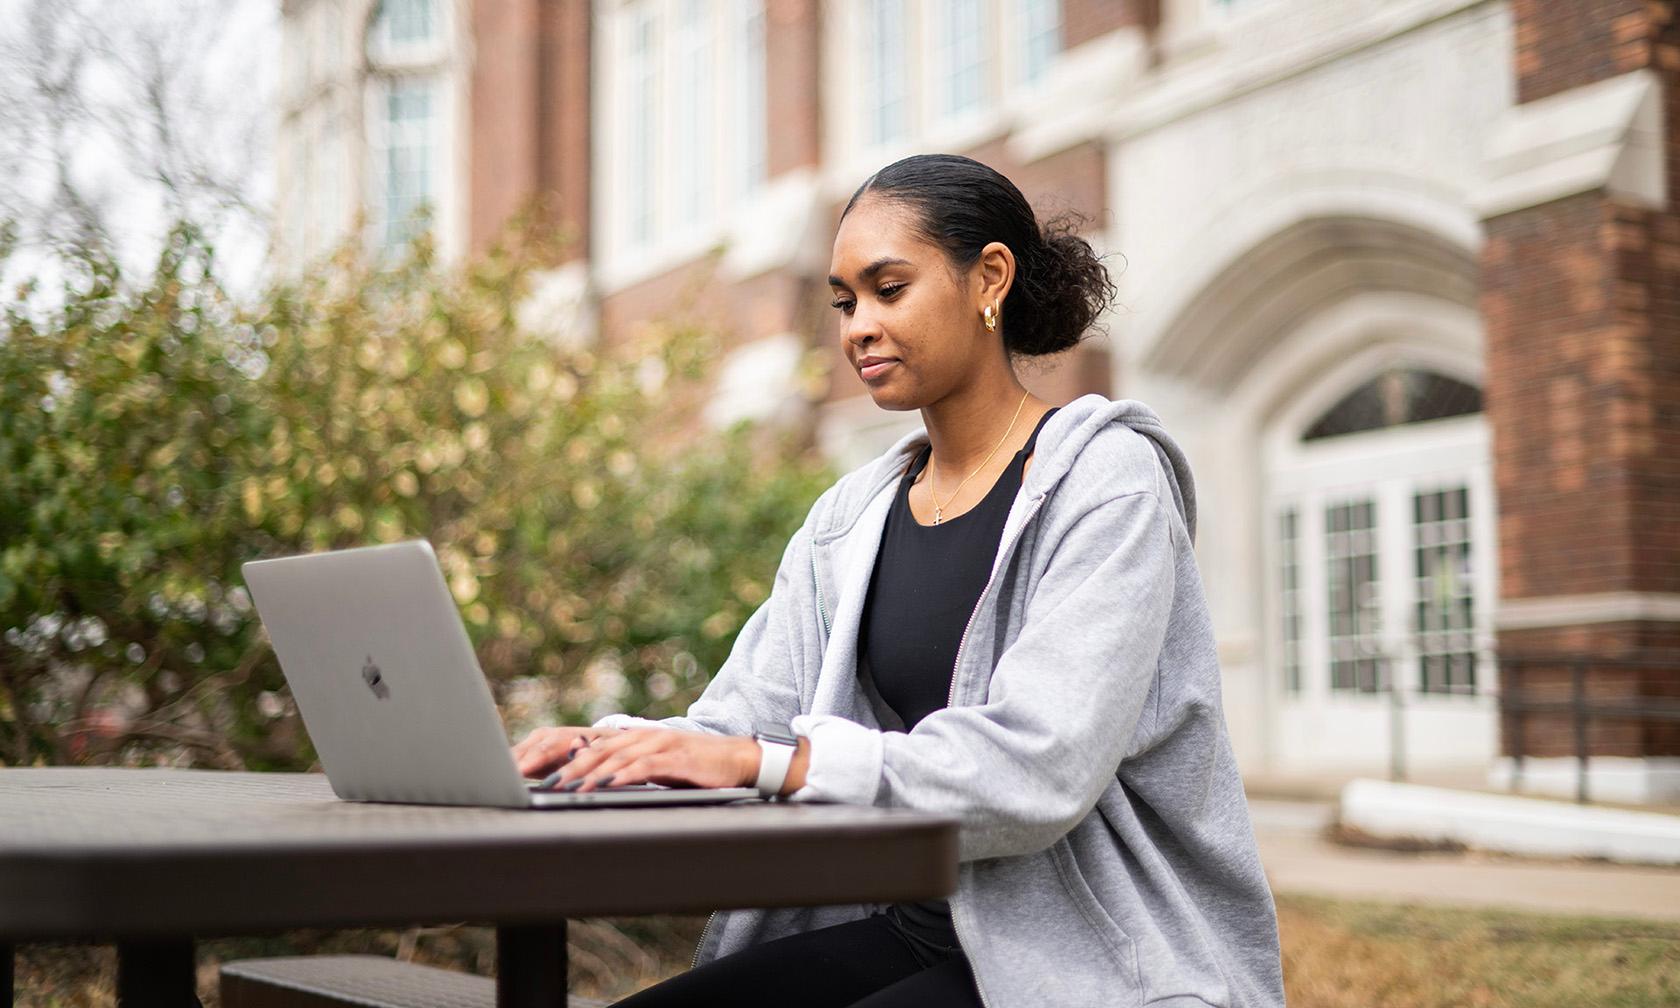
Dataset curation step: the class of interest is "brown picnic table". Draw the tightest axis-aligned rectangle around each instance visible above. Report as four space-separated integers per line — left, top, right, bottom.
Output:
0 768 958 1007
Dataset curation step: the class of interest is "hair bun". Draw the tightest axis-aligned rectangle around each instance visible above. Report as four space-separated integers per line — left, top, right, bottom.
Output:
1006 211 1117 357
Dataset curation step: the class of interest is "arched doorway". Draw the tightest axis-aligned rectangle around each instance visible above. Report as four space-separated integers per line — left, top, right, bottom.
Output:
1263 351 1498 774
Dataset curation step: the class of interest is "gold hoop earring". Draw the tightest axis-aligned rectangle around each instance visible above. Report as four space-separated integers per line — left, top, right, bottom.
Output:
982 304 998 332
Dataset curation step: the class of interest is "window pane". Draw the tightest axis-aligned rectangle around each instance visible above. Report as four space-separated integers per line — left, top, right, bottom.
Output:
627 6 658 246
1304 369 1483 442
1326 498 1381 693
735 0 767 196
382 76 435 251
377 0 435 46
944 0 986 116
868 0 909 144
1413 486 1476 693
675 0 712 227
1020 0 1059 83
1280 508 1301 694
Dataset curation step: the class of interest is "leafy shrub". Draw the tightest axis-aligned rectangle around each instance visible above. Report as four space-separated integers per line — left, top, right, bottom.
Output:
0 223 835 769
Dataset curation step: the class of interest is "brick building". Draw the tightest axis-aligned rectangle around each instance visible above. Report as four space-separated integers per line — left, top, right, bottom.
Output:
274 0 1680 803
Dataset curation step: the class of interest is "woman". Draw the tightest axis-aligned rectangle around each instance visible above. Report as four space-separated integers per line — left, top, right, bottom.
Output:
513 154 1285 1008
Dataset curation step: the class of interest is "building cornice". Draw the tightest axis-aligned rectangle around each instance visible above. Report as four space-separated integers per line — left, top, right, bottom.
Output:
1471 69 1666 220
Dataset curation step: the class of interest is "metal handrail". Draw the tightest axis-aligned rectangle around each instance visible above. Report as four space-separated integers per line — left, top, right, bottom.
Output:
1497 652 1680 804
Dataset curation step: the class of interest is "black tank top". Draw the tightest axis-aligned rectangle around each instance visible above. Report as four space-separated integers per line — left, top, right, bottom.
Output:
858 406 1059 958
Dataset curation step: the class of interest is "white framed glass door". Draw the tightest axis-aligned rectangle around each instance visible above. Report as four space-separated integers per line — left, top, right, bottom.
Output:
1264 369 1498 772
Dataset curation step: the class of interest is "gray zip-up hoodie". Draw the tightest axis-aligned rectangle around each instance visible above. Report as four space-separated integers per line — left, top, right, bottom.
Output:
596 394 1286 1008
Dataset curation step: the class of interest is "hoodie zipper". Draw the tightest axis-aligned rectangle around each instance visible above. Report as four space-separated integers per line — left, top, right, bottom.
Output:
691 910 719 969
810 537 832 638
938 492 1045 1008
750 492 1037 1004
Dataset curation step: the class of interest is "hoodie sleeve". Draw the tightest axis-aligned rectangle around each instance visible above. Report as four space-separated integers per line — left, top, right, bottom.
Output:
786 489 1176 862
593 502 821 738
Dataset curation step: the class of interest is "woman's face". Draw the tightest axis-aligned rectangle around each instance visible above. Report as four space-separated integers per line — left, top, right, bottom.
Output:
827 196 999 412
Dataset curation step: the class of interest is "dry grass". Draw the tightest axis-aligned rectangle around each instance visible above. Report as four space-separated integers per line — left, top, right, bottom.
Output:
13 899 1680 1006
1278 894 1680 1008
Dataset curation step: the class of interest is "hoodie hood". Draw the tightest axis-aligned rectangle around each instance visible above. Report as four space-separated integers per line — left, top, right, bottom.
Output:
815 393 1197 544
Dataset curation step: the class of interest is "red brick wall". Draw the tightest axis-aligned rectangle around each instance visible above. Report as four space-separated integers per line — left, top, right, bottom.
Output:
469 0 591 261
469 0 541 254
538 0 592 262
766 0 822 175
1485 1 1680 759
1512 0 1655 102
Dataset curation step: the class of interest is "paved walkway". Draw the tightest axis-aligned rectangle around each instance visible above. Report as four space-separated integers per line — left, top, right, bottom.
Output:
1249 798 1680 923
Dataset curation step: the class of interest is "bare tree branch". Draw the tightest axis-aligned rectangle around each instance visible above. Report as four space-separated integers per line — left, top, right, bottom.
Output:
0 0 274 292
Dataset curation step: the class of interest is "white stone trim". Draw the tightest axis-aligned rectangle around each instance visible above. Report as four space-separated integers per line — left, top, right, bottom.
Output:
1116 169 1484 382
1496 592 1680 630
1342 776 1680 861
1128 0 1501 142
1006 28 1147 164
514 261 598 352
1473 69 1667 219
702 332 808 430
719 168 827 283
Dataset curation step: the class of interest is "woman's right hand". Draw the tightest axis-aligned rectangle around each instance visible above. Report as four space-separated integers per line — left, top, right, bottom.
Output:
512 725 626 778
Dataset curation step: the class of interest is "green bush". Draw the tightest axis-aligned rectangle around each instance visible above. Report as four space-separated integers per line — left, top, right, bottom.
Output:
0 223 835 770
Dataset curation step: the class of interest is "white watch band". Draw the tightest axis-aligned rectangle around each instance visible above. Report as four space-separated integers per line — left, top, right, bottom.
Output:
754 736 797 798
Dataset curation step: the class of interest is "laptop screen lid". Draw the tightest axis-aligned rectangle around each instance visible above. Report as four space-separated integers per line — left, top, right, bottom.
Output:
243 540 535 808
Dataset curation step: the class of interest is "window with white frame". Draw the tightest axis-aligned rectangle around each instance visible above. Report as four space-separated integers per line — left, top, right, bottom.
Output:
1271 367 1491 701
840 1 1060 157
607 0 767 261
365 0 447 257
378 76 437 250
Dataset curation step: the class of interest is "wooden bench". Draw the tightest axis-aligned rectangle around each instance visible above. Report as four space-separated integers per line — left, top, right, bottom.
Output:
220 955 610 1008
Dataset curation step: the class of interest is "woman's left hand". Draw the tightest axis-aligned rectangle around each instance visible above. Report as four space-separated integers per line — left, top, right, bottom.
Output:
546 727 759 792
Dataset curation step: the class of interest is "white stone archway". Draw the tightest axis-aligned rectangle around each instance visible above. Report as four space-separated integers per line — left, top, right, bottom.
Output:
1116 186 1493 777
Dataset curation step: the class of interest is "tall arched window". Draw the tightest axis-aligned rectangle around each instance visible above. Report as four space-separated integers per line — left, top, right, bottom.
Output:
365 0 450 256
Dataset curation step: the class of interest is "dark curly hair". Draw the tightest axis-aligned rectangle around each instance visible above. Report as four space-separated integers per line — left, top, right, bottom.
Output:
841 153 1119 357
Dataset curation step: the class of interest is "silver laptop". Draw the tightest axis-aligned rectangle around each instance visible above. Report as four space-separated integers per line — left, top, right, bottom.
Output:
242 539 761 808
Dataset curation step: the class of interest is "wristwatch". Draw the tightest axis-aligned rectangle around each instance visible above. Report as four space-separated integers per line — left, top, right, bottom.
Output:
752 723 800 800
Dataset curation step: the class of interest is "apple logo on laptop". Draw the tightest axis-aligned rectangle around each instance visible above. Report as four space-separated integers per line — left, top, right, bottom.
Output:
361 655 391 700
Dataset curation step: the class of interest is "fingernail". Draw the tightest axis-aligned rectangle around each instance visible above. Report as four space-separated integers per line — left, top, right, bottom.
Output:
594 774 615 789
560 778 584 792
537 770 562 790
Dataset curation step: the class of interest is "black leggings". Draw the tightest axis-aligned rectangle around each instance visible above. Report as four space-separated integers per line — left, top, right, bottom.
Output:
608 911 984 1008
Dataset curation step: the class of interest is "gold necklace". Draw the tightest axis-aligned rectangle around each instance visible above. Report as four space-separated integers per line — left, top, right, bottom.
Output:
925 390 1031 525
